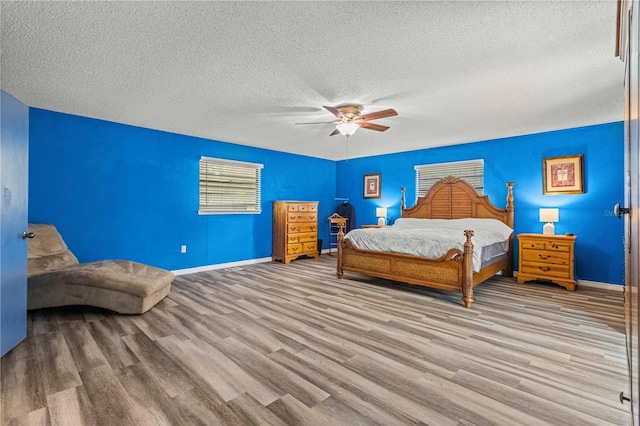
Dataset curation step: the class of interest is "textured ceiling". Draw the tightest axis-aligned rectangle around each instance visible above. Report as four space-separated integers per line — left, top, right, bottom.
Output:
1 1 624 161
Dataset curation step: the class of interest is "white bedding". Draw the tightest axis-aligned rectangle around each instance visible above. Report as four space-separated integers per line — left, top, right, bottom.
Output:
344 218 513 273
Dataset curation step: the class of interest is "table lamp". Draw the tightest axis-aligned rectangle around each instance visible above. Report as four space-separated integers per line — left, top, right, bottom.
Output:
539 208 559 235
376 207 387 227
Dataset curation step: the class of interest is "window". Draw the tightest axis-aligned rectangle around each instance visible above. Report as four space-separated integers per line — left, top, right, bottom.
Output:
199 157 263 214
414 159 484 199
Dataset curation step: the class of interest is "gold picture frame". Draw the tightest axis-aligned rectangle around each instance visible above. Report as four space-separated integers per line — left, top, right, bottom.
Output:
543 154 585 195
364 173 381 199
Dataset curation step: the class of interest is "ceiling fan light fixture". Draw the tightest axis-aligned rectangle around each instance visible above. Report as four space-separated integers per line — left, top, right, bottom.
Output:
336 122 359 137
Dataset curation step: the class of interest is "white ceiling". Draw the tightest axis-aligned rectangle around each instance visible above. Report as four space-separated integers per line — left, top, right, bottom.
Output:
1 1 624 161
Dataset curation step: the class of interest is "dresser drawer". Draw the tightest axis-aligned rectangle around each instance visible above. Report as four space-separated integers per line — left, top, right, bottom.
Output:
287 243 303 255
287 232 317 244
302 242 317 253
521 249 569 265
288 224 316 233
521 262 570 279
287 242 317 255
287 212 317 223
287 203 318 213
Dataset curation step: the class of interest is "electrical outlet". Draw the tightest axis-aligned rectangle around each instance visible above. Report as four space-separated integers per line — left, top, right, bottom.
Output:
181 245 187 253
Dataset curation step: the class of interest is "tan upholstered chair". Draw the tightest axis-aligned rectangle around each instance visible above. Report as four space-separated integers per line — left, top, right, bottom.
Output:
27 224 174 314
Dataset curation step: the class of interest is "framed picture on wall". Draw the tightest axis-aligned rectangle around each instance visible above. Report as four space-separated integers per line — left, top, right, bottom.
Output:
364 173 381 198
543 154 585 195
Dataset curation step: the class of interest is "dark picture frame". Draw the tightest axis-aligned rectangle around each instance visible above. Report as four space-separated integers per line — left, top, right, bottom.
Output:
364 173 381 199
543 154 585 195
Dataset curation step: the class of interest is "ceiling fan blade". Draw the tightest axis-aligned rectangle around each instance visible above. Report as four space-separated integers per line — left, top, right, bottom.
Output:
295 120 336 125
360 122 390 132
323 105 345 120
329 128 341 136
357 108 398 121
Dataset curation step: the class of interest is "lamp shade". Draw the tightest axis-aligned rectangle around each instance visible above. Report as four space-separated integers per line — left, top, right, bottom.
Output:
336 122 359 137
376 207 387 227
539 208 559 223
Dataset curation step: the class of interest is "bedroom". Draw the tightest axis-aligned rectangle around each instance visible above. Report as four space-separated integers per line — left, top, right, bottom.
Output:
0 1 634 424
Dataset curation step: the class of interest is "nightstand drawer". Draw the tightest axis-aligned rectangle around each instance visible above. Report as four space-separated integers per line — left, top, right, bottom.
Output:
521 262 570 279
521 249 569 265
521 241 571 252
544 241 571 252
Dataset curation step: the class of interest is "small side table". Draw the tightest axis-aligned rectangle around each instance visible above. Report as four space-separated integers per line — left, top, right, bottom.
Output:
517 233 576 291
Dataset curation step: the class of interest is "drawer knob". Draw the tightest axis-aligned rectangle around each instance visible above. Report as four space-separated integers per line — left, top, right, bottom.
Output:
538 254 550 260
539 266 551 272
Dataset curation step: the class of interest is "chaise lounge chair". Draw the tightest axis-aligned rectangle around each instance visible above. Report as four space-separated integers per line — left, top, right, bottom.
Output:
27 223 174 314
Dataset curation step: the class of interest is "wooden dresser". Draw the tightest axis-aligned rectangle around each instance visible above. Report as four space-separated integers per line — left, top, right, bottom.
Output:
517 233 576 291
272 201 319 264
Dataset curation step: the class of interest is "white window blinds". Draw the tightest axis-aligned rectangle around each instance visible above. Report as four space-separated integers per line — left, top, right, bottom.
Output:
199 157 263 214
414 159 484 198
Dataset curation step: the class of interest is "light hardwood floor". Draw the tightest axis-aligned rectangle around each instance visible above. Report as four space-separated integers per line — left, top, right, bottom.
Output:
1 256 629 425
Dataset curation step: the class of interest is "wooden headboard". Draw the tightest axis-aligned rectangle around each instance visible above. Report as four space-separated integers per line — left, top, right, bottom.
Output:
401 176 514 228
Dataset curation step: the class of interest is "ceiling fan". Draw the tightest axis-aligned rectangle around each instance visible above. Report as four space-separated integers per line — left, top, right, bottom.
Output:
296 104 398 137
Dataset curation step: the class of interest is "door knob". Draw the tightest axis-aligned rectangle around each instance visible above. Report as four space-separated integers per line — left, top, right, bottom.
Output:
21 231 35 239
614 203 631 219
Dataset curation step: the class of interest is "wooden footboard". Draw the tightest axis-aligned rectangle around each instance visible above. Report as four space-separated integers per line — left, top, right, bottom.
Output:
337 226 478 307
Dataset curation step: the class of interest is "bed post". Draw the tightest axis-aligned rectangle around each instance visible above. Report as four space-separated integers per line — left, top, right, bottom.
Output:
336 222 345 279
506 182 515 228
504 182 515 277
462 230 475 308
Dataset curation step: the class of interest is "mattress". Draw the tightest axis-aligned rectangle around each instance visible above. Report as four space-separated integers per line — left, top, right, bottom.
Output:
344 218 513 273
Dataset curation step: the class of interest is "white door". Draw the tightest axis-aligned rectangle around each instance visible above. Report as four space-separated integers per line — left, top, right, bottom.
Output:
0 90 29 357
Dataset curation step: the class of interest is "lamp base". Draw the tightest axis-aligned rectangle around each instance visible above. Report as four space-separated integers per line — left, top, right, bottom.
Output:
543 222 555 235
377 217 385 227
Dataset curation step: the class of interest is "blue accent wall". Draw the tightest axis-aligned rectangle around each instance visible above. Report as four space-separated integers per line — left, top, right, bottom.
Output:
28 108 623 285
29 108 336 270
336 122 624 285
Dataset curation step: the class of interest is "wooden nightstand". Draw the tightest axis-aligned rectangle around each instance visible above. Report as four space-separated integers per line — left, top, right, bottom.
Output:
517 233 576 291
361 225 383 228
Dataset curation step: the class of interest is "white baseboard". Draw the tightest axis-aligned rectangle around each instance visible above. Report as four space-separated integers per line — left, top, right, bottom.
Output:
513 271 623 292
576 279 623 292
172 257 272 275
172 250 332 275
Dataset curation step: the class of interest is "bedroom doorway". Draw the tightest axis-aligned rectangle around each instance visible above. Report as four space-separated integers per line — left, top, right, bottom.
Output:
621 0 640 423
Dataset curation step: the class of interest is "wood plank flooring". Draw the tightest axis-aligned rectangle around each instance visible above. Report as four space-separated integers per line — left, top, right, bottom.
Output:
1 256 629 425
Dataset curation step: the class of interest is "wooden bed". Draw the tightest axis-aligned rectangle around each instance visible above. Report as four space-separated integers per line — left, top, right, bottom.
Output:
337 176 515 308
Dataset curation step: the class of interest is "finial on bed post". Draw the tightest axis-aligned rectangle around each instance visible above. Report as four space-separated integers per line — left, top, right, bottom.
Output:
336 223 345 279
506 182 514 228
462 230 475 308
401 187 406 215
